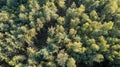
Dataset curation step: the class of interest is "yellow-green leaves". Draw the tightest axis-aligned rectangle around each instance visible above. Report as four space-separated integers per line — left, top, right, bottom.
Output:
69 28 77 35
25 28 37 44
66 42 86 54
56 0 65 8
111 44 120 50
27 47 36 57
81 13 90 22
57 50 68 66
98 36 110 52
0 11 9 21
78 4 85 13
28 0 40 10
12 55 26 62
104 0 118 14
19 13 28 21
19 4 26 12
57 17 65 25
45 62 56 67
90 10 99 20
0 33 3 38
93 54 104 63
66 4 85 18
1 0 120 67
36 19 43 31
70 18 80 28
56 25 65 32
90 44 100 51
102 21 114 30
66 58 76 67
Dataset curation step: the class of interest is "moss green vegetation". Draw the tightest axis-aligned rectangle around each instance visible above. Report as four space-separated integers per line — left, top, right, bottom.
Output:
0 0 120 67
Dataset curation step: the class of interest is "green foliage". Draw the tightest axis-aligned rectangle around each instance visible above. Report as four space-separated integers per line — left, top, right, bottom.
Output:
56 50 68 67
66 58 76 67
0 0 120 67
93 54 104 63
7 0 19 7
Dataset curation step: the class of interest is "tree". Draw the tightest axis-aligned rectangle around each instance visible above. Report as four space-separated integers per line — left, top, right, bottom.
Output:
0 0 120 67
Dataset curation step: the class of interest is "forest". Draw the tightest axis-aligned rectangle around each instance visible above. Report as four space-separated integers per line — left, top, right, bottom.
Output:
0 0 120 67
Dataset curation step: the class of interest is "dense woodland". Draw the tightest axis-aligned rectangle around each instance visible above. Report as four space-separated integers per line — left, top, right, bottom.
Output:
0 0 120 67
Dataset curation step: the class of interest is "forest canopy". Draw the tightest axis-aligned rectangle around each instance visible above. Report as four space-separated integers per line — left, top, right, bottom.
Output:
0 0 120 67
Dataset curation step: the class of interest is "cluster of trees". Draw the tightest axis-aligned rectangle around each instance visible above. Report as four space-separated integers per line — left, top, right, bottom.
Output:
0 0 120 67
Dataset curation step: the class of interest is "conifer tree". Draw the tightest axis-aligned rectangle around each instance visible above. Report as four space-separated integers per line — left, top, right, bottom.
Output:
0 0 120 67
